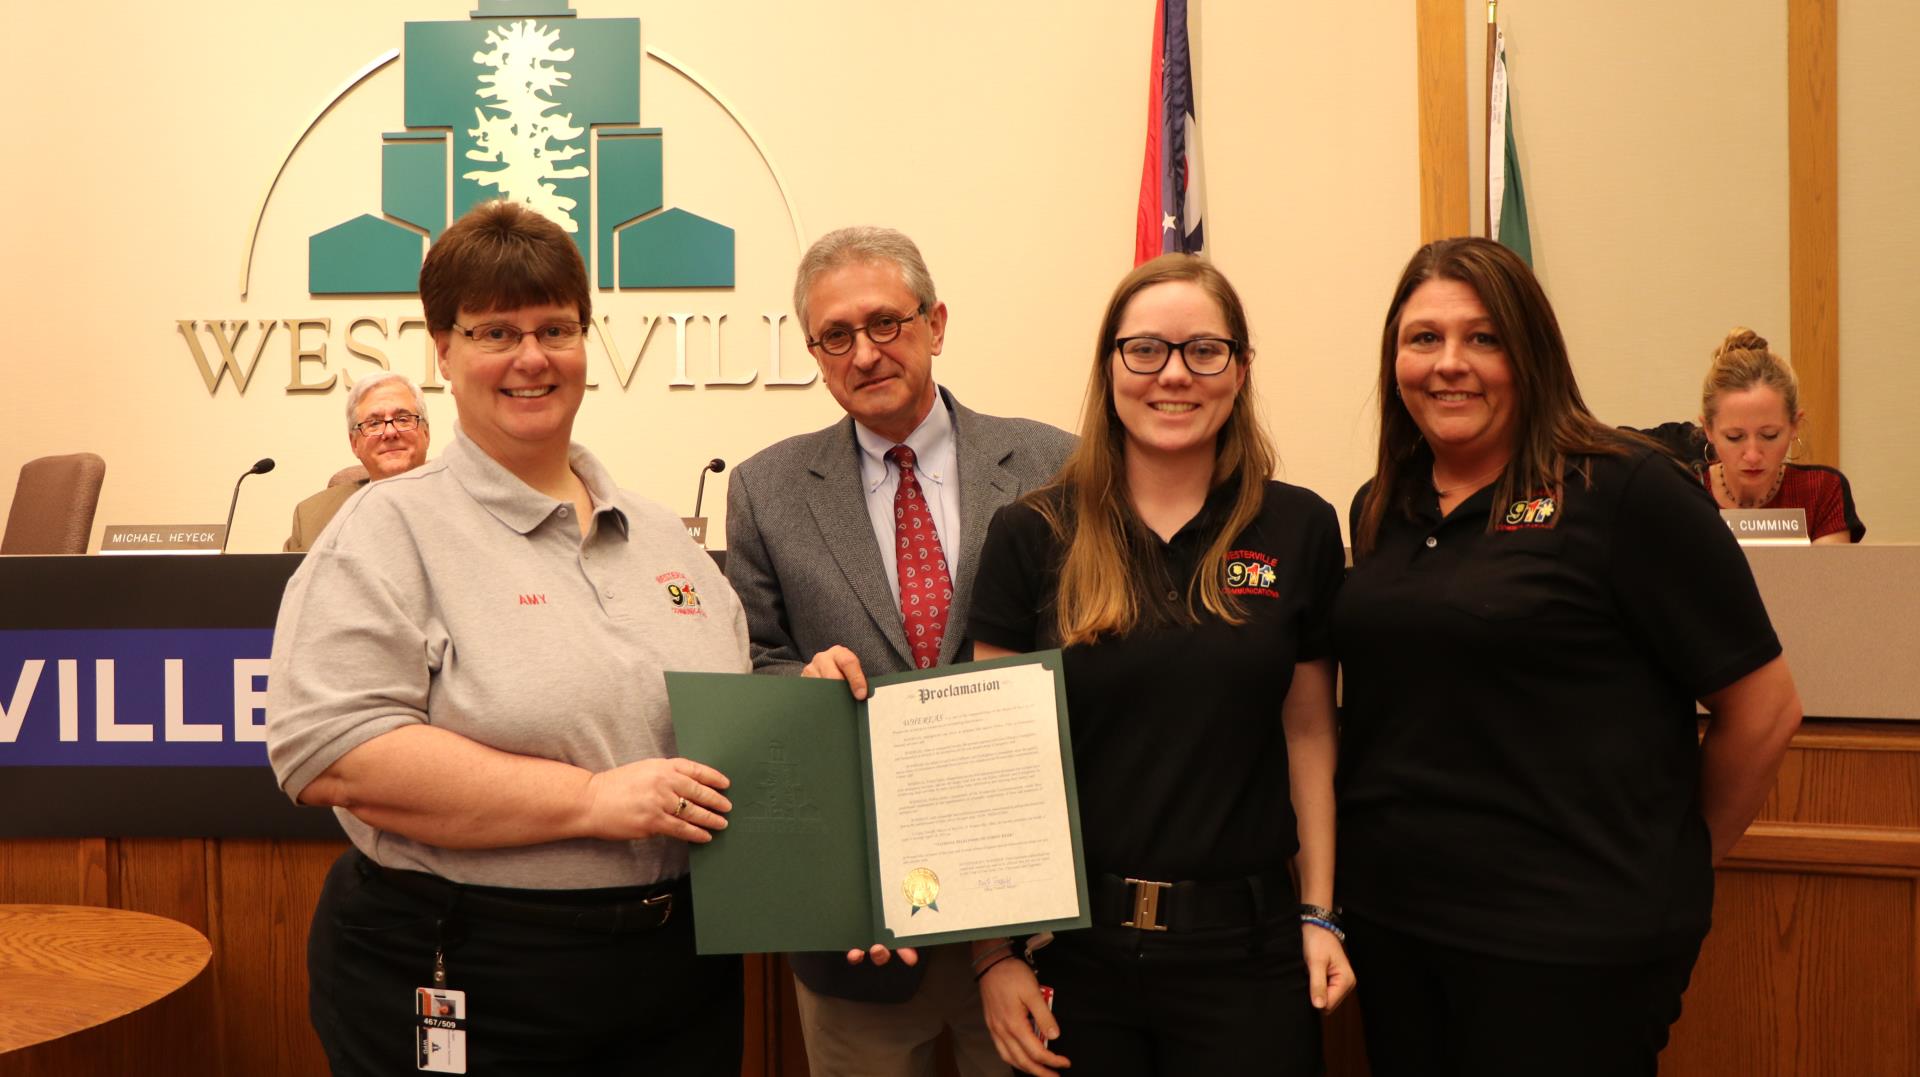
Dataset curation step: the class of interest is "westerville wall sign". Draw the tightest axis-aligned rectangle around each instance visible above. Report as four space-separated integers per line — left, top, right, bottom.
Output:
177 0 813 397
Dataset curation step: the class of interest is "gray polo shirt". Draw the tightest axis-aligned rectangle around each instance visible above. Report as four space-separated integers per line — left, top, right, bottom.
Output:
266 431 748 889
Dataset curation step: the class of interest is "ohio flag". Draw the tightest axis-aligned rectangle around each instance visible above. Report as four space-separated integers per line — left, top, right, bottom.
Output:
1134 0 1206 265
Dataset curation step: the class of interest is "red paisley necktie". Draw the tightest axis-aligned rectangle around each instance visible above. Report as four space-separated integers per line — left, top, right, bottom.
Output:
887 445 953 670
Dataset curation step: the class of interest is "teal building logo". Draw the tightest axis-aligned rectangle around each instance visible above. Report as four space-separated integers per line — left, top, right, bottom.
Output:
309 0 733 295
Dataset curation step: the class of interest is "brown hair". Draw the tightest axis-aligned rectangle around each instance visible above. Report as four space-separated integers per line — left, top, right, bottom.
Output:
1701 327 1799 424
418 200 591 331
1035 254 1275 645
1353 237 1642 559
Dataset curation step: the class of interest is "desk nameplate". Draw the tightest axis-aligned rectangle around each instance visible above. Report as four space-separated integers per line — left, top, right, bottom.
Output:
99 523 228 555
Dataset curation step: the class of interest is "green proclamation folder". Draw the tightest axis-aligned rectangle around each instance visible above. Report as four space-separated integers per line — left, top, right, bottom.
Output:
666 651 1088 955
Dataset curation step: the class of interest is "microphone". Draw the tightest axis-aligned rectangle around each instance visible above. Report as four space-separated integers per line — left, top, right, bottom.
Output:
693 458 726 519
220 458 275 553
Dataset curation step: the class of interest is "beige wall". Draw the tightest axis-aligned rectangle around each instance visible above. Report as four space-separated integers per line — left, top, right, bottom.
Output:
0 1 1907 549
1466 1 1791 451
1838 0 1920 541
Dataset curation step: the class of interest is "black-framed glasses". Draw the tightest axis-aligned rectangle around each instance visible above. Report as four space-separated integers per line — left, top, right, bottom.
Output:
351 413 424 437
452 321 590 353
1113 336 1242 376
807 306 925 357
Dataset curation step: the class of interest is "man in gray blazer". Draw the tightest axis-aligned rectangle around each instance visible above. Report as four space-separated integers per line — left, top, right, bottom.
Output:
726 226 1073 1076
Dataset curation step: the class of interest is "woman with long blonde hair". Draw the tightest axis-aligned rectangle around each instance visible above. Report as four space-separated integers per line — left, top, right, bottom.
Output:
963 254 1350 1076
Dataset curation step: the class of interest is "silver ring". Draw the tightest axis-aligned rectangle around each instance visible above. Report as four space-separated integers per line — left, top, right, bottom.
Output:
673 796 689 817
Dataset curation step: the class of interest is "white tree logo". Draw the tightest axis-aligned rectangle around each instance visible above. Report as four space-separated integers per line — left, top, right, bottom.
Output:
463 20 589 232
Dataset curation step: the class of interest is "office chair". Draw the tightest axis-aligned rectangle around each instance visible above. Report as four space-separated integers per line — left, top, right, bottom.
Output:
2 452 107 554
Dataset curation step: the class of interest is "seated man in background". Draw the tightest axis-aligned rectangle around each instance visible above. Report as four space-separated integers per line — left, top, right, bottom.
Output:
283 371 430 552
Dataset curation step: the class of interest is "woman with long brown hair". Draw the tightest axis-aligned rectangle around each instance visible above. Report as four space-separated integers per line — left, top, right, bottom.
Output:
1335 238 1802 1074
964 254 1351 1076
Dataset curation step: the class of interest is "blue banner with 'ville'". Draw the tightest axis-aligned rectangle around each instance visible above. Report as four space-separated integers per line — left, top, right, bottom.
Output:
0 629 276 766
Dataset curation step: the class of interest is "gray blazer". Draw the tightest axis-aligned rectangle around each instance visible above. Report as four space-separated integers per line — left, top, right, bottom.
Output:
724 387 1074 1001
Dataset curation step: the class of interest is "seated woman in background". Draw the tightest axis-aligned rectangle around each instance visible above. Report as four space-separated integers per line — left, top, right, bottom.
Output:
1642 328 1863 543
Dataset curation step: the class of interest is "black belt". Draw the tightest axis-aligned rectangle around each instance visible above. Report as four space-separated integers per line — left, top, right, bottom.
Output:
1090 869 1294 933
356 854 680 933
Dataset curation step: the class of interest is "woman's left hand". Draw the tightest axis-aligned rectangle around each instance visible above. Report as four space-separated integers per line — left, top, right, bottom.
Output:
1302 923 1354 1013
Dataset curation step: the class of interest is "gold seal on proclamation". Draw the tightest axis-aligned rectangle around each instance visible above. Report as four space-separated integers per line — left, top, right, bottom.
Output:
902 867 941 915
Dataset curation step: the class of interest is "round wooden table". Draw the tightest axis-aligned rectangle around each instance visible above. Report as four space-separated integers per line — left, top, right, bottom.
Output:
0 904 212 1053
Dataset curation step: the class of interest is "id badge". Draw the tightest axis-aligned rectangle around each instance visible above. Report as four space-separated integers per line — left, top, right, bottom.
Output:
414 986 468 1073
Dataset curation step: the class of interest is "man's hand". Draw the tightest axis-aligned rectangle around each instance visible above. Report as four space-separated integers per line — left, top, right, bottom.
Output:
802 645 870 700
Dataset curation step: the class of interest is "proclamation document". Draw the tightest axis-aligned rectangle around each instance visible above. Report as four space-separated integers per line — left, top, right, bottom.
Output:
865 661 1084 939
667 652 1086 954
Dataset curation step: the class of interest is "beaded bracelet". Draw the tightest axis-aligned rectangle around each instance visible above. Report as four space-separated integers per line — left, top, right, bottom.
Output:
1299 915 1346 942
1297 903 1347 942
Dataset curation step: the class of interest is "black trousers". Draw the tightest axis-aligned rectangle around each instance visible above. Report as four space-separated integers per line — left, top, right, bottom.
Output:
1344 911 1700 1077
1033 915 1324 1076
307 851 742 1076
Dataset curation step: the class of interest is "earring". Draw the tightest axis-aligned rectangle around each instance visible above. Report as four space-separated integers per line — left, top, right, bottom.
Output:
1788 435 1807 462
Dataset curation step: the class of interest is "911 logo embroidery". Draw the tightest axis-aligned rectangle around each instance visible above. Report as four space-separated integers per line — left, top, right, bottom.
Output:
1499 495 1558 530
1223 549 1280 598
658 571 706 616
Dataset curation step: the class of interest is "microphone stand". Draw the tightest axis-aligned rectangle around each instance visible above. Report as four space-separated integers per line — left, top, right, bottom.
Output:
693 458 726 519
221 459 275 553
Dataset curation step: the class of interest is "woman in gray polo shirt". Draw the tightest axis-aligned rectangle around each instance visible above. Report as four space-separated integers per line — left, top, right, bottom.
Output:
266 201 750 1075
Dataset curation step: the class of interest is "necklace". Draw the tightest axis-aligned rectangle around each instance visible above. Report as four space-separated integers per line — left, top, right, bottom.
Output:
1713 462 1785 509
1432 462 1506 499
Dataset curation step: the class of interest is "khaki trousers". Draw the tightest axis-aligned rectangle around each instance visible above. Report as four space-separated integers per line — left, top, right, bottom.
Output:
792 943 1003 1077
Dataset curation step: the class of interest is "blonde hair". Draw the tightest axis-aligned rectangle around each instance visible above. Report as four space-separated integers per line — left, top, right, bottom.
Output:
1702 328 1799 424
1035 254 1274 646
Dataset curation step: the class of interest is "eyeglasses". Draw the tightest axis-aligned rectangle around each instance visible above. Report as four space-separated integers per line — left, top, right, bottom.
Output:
351 413 424 437
452 321 590 353
807 306 925 357
1113 336 1242 376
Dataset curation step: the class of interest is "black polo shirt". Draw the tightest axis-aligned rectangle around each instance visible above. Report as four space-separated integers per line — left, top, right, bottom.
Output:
1334 446 1780 964
970 480 1343 881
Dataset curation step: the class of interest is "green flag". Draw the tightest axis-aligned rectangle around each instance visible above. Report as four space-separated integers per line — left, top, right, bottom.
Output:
1489 25 1533 265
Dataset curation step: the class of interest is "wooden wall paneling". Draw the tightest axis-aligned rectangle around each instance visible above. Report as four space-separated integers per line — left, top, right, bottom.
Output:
1759 727 1920 829
210 839 345 1077
1664 867 1915 1076
775 956 811 1076
739 953 775 1076
1787 0 1840 465
0 839 108 905
1414 0 1470 243
97 839 223 1075
1323 998 1370 1075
